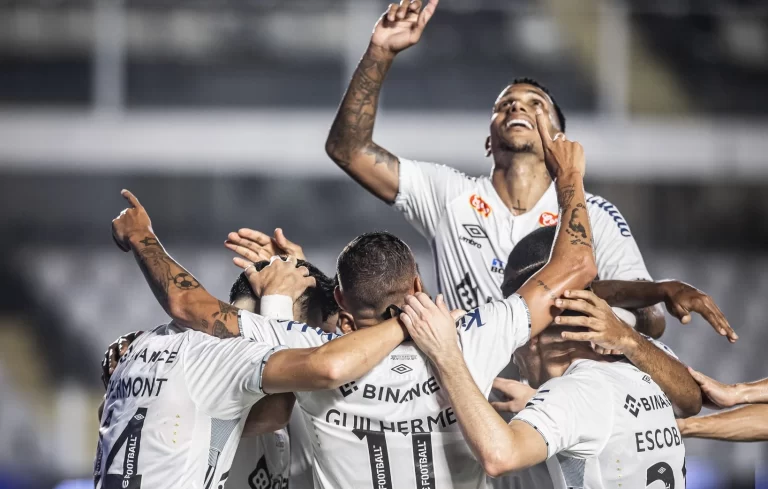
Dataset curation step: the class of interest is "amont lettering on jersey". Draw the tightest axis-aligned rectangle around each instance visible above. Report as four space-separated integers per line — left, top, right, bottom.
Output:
325 406 458 434
107 376 168 400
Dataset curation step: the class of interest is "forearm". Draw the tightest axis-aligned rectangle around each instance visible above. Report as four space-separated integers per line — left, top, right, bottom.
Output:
242 393 296 436
522 171 598 335
623 330 702 417
590 280 667 338
433 355 521 475
737 378 768 404
325 44 400 201
682 405 768 441
262 318 406 392
128 232 239 338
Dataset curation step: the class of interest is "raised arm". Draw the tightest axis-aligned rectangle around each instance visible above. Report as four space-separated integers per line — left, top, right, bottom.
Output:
325 0 438 203
679 404 768 442
516 108 597 336
556 289 702 417
110 190 315 339
591 279 737 342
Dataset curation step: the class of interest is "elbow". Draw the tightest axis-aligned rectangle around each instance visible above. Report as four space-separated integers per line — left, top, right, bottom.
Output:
313 354 347 390
482 454 515 479
573 255 598 288
676 392 703 419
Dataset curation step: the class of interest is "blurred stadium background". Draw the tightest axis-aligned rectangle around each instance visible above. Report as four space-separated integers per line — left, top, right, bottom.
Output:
0 0 767 487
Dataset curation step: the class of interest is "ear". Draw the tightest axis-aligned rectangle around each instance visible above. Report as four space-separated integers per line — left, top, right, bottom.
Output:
413 275 424 294
333 286 346 311
484 136 492 157
338 311 357 333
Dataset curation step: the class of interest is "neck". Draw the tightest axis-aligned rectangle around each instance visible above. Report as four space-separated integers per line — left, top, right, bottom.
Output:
491 153 552 216
538 345 602 384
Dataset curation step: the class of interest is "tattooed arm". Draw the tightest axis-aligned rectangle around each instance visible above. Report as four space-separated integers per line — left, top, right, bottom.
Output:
111 190 240 338
515 109 598 337
325 0 438 203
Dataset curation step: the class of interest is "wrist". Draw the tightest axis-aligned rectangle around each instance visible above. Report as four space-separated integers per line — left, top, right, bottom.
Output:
621 329 642 357
366 42 398 61
128 230 156 247
733 383 750 405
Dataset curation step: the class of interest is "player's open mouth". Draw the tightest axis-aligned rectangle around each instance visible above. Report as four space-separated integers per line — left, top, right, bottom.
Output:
505 119 533 130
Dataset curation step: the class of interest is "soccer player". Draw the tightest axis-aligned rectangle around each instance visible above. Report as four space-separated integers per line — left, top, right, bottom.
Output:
677 371 768 442
134 111 597 488
398 286 690 485
325 0 665 338
96 191 409 489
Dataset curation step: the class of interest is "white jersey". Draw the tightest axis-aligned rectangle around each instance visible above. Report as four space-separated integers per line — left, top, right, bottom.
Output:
227 429 290 489
94 324 282 489
514 359 686 489
394 158 651 311
238 294 532 489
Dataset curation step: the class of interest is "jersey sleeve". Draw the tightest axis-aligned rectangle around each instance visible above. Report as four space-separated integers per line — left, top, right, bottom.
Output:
182 332 286 419
513 372 613 459
393 158 477 239
642 335 680 361
587 195 652 281
457 294 532 395
239 310 339 349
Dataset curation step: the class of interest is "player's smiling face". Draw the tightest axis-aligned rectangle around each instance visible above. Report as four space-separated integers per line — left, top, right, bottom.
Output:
488 84 559 157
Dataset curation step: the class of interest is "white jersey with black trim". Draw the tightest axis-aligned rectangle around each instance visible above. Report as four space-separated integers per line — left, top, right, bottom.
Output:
393 158 651 312
94 323 282 489
227 429 290 489
514 359 686 489
238 294 531 489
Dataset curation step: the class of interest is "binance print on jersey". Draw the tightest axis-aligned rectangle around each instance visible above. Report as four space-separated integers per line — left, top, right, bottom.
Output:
514 360 685 489
238 295 532 489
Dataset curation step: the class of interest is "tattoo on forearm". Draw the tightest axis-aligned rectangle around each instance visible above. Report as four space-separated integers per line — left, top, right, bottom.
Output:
172 272 200 290
327 46 397 171
214 301 238 323
536 279 557 300
212 320 236 339
565 203 592 248
556 184 576 211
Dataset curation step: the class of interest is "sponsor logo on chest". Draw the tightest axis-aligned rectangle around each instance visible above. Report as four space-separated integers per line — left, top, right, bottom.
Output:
469 194 492 218
538 211 558 227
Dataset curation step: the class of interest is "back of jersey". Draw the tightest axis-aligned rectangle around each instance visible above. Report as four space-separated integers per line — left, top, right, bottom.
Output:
95 324 275 489
519 360 685 489
595 361 686 489
298 343 486 489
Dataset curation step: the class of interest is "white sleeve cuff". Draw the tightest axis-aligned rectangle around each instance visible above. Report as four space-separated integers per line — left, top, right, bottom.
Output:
247 344 289 394
261 295 295 320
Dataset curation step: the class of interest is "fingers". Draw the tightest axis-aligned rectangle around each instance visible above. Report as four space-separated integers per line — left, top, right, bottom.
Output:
237 228 273 246
225 234 272 263
490 401 518 414
559 331 597 343
687 367 715 388
402 304 420 325
405 294 430 318
120 189 141 208
554 314 592 328
233 256 254 272
563 289 601 306
395 0 414 20
702 302 737 342
492 377 524 394
418 0 439 27
414 292 438 311
386 3 398 21
534 107 552 145
303 275 317 289
555 297 600 318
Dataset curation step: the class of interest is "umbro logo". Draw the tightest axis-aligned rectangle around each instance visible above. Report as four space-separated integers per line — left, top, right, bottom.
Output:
642 374 651 384
624 394 640 417
463 224 487 239
391 364 413 375
134 414 145 421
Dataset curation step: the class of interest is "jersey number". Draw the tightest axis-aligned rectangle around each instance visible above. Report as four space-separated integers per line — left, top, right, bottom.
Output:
98 408 148 489
646 459 686 489
353 430 435 489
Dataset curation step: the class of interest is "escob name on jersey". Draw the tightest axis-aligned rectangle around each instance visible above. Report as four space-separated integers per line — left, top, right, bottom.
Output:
105 345 179 400
623 391 683 453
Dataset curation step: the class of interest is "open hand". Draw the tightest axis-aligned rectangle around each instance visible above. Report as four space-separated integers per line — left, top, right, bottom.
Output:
555 289 637 355
236 255 316 301
688 368 741 409
371 0 438 54
399 293 461 364
226 228 306 263
660 280 737 343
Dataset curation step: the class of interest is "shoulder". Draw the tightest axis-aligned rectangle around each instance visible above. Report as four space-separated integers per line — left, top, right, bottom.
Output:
585 194 633 237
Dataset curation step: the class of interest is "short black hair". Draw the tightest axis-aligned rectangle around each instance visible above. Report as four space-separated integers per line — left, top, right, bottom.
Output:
501 225 556 298
511 77 566 133
229 258 339 322
336 231 417 312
